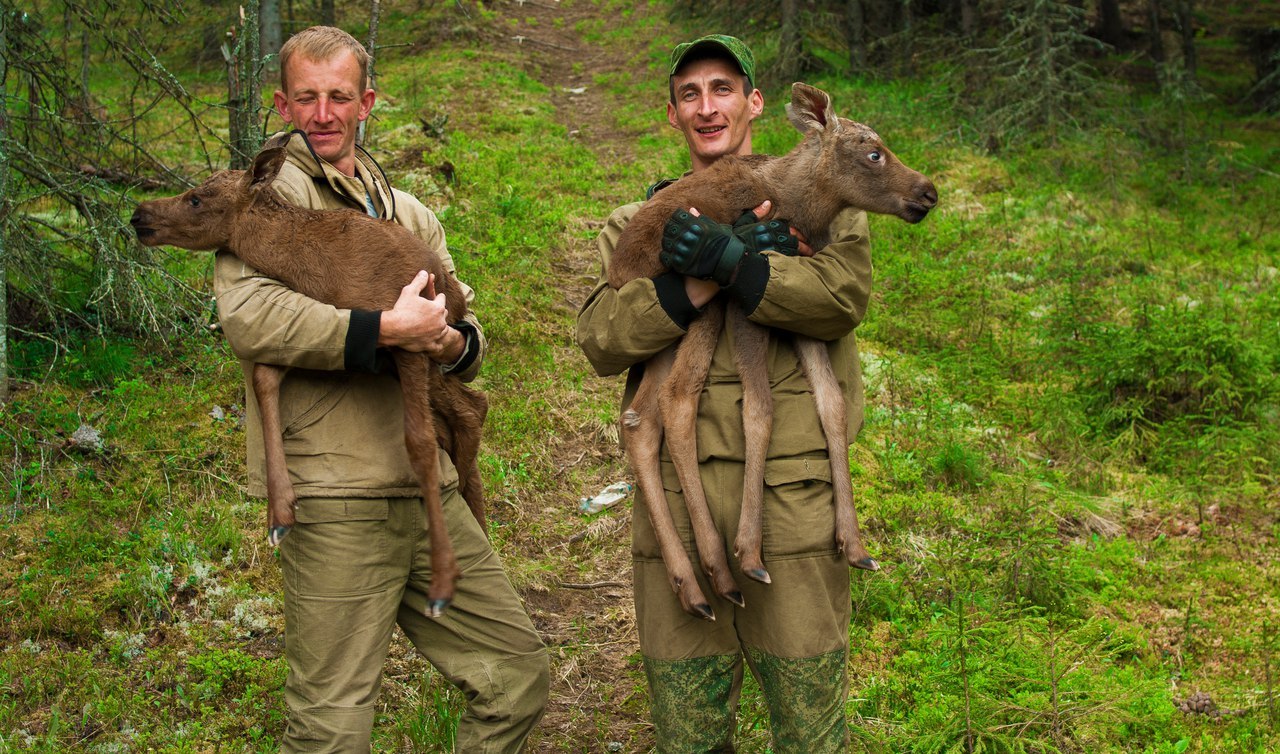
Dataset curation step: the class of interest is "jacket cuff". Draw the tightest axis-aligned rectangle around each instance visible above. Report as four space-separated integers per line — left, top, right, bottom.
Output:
441 321 479 375
652 272 700 330
725 253 770 315
344 309 382 372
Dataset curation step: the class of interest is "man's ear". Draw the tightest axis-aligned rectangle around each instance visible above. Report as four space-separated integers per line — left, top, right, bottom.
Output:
747 87 765 121
274 90 291 124
358 87 376 122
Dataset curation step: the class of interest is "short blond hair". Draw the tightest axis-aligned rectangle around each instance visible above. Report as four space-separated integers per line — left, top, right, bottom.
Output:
278 26 370 93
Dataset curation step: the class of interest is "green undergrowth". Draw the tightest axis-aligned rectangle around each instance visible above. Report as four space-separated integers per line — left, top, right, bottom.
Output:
3 1 1279 752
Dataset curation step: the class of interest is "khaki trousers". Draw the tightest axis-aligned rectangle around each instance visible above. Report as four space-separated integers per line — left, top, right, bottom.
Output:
633 458 853 753
278 489 549 753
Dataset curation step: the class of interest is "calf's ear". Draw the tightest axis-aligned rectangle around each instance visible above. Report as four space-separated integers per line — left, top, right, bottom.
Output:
247 147 287 191
785 83 841 136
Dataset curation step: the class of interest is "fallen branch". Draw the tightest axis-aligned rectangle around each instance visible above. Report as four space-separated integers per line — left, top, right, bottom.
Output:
559 580 627 590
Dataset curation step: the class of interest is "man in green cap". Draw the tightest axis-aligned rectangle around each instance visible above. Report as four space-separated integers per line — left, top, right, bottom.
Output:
577 34 874 753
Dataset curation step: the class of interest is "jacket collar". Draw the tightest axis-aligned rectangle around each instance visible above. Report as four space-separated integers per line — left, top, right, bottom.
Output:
278 130 396 221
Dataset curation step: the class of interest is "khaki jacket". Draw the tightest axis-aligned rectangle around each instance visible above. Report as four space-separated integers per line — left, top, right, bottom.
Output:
576 200 872 464
214 132 484 499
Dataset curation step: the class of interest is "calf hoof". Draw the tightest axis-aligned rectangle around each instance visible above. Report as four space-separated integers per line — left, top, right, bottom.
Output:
691 602 715 621
268 525 291 546
743 567 772 585
850 555 880 571
426 598 452 618
723 590 746 608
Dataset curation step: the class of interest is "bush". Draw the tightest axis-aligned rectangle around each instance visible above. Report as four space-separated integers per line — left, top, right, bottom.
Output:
1066 296 1278 478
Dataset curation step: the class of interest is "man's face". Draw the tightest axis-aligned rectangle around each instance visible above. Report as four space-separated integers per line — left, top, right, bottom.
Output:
666 56 763 172
273 50 374 176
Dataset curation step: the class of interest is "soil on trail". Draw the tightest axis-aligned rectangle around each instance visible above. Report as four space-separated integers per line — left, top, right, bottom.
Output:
498 0 652 163
452 3 676 750
496 6 666 749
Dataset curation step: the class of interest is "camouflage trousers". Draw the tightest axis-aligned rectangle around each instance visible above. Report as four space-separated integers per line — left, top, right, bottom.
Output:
633 458 854 753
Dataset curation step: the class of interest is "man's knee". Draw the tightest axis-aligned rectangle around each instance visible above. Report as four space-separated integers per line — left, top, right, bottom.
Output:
496 646 551 721
455 647 551 752
748 646 849 754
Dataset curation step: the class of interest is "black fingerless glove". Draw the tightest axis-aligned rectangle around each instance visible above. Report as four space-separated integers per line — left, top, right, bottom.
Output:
660 210 747 287
732 210 801 256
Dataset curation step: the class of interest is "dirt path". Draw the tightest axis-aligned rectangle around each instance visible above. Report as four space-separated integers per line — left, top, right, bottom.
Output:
497 0 651 164
477 3 673 749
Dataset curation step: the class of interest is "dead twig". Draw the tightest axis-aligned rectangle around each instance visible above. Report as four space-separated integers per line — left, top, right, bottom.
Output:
511 35 578 52
559 581 627 590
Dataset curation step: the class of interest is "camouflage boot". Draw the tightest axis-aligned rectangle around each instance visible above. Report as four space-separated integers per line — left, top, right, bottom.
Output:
644 653 742 753
746 646 849 754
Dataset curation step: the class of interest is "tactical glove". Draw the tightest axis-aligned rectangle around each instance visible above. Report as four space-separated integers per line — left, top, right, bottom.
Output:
660 210 747 287
732 210 801 256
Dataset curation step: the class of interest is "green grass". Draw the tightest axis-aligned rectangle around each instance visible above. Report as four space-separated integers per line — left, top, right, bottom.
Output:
3 0 1280 751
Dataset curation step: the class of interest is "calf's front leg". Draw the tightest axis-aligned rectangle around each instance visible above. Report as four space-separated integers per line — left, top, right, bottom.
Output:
794 337 878 571
727 307 773 584
660 303 744 609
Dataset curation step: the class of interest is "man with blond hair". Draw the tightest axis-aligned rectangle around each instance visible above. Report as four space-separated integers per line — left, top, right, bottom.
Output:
214 25 548 753
578 34 873 752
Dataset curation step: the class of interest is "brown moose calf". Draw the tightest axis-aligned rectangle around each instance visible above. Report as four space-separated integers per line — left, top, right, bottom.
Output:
609 83 937 620
131 145 487 616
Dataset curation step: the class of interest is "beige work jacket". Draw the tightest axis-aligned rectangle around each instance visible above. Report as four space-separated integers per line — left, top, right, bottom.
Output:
213 132 484 499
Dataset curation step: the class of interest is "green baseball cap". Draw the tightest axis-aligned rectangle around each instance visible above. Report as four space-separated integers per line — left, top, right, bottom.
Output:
668 34 755 88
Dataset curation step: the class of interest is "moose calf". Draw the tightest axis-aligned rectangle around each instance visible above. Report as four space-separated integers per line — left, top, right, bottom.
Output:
131 145 487 616
609 82 937 620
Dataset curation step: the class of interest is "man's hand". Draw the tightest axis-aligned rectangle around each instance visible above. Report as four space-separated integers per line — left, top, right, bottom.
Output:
735 200 814 257
379 270 465 364
661 209 747 287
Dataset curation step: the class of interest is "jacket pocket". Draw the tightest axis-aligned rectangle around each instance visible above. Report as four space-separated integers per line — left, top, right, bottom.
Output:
279 371 352 438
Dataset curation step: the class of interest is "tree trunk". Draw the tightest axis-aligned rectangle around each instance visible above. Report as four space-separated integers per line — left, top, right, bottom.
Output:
898 0 915 78
0 10 9 401
846 0 867 74
1148 0 1166 64
1097 0 1124 47
261 0 282 72
1245 26 1280 112
1173 0 1197 76
958 0 978 39
319 0 335 26
359 0 381 146
225 1 263 169
779 0 803 85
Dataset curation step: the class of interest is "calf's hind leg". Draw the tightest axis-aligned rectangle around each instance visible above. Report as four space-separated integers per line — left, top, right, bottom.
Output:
252 362 295 546
660 303 744 609
393 350 461 616
432 377 489 529
623 346 714 620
